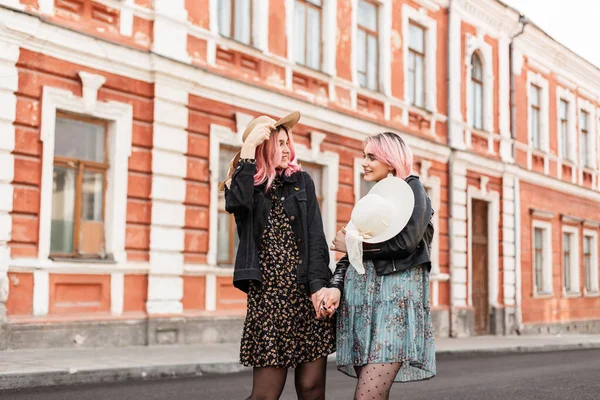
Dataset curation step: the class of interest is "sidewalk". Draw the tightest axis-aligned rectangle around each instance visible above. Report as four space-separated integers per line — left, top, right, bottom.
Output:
2 334 600 390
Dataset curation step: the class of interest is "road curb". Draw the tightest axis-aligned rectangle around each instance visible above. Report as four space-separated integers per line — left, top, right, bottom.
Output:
2 343 600 391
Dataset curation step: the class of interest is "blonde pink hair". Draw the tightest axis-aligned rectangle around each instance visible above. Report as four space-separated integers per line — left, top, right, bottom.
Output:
254 127 301 191
365 132 413 179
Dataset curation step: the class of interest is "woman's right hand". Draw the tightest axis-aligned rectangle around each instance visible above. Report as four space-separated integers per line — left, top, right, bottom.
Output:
244 121 275 148
320 288 341 319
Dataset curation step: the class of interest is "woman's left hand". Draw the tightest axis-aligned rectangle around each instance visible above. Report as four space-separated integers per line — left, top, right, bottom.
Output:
330 228 347 253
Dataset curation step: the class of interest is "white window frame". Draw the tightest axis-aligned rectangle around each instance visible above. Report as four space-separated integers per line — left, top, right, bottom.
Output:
561 224 580 297
583 229 599 296
578 98 596 170
531 220 553 297
209 0 269 52
526 71 549 152
209 120 339 270
38 82 133 266
287 0 337 75
465 33 493 133
556 86 576 162
351 0 391 95
402 4 437 112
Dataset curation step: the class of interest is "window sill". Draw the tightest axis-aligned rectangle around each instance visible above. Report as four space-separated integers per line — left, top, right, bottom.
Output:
532 292 553 299
562 291 581 298
584 290 600 298
292 63 332 81
216 35 260 54
50 255 116 264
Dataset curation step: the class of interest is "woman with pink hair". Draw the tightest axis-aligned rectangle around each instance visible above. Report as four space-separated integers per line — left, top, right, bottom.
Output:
222 111 335 400
321 131 436 400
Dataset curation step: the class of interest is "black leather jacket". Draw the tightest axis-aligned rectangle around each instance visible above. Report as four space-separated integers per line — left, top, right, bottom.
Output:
225 161 331 294
328 175 434 292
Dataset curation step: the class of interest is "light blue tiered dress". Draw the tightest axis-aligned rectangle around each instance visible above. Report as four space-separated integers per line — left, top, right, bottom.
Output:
336 260 436 382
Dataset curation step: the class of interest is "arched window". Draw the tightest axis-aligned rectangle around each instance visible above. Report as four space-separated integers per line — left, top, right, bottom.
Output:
470 53 484 130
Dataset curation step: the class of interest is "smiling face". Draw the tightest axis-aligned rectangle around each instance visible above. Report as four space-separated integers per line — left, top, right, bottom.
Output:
277 129 291 169
361 141 393 182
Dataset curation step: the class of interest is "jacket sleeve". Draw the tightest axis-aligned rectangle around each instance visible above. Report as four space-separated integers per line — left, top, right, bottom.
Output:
363 178 433 260
304 172 332 294
327 254 350 292
224 161 256 217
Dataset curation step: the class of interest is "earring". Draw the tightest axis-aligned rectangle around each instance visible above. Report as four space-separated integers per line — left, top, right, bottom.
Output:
387 172 393 178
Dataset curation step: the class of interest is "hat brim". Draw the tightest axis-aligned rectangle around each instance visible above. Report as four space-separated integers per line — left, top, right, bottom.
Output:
346 177 415 244
218 111 301 191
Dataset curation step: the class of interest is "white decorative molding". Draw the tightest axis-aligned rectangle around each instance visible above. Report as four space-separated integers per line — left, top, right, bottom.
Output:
205 273 217 311
467 184 500 308
584 220 600 229
33 271 49 316
578 97 596 170
448 1 464 149
449 161 468 308
153 0 190 64
511 48 524 76
412 0 440 12
502 173 517 307
147 79 188 315
0 35 18 320
38 0 54 14
39 86 133 265
402 5 437 113
530 208 554 220
350 0 358 85
0 0 22 10
235 112 254 138
479 175 489 195
253 0 270 52
420 164 441 306
110 272 124 315
526 70 550 152
465 33 494 134
379 0 392 97
498 35 512 163
78 71 106 112
310 131 327 159
119 0 134 37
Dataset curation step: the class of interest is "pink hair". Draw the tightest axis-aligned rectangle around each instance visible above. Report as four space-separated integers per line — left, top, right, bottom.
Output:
365 132 414 179
254 127 301 191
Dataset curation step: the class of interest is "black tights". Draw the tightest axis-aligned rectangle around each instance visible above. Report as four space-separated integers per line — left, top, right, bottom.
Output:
245 357 328 400
352 363 403 400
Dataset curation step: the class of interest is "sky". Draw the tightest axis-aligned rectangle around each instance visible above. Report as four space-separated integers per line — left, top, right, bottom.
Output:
501 0 600 69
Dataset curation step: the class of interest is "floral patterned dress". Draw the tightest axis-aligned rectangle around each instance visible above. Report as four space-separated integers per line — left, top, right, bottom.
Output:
336 260 436 382
240 175 336 368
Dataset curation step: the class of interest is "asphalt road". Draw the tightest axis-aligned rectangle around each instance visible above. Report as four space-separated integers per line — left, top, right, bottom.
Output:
4 350 600 400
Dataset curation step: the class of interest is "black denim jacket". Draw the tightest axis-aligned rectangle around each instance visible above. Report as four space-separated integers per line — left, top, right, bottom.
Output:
225 161 331 294
328 175 434 292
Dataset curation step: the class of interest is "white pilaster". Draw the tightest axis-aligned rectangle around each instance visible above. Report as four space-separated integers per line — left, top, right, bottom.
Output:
0 37 18 320
448 2 465 149
153 0 190 63
110 272 124 315
450 161 468 307
147 78 188 315
498 35 513 162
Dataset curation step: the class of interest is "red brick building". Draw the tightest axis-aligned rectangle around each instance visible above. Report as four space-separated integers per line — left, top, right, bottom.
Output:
0 0 598 349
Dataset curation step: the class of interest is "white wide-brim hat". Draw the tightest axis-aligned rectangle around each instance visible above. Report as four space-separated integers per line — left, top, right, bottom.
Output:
345 176 414 274
346 176 414 244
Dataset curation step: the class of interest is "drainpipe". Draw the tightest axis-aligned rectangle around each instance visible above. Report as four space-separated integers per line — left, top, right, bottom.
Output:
509 14 528 335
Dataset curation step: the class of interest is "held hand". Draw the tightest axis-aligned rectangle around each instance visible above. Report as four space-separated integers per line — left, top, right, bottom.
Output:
330 227 347 253
311 288 327 318
321 288 341 319
244 121 275 148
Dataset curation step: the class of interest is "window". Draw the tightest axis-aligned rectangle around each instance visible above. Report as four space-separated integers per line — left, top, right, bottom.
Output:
357 0 379 91
218 0 252 45
532 221 552 295
562 225 580 295
469 53 483 130
562 232 572 292
530 84 542 149
559 99 570 160
580 110 590 167
408 22 425 107
217 147 240 265
533 227 544 294
583 231 599 294
584 235 593 292
294 0 322 70
50 114 108 258
301 162 324 210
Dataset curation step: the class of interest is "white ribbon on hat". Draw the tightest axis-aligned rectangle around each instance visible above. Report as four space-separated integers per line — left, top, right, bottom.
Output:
346 229 367 274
